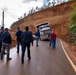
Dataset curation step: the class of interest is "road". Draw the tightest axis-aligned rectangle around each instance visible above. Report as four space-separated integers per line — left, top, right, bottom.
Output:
0 39 76 75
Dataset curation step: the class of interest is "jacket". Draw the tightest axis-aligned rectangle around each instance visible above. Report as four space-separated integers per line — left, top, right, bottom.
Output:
15 30 22 41
50 32 56 40
35 31 40 38
20 30 33 44
1 32 12 44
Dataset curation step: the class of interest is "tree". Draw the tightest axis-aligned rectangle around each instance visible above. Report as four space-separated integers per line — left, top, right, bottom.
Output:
52 0 56 7
57 0 60 4
70 3 76 25
47 2 51 7
24 13 26 17
68 3 76 44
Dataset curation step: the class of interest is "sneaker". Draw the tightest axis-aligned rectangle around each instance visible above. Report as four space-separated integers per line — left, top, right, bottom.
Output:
28 57 31 60
17 50 19 53
49 43 51 46
1 57 3 60
36 45 38 47
7 58 12 61
4 52 7 54
21 60 24 64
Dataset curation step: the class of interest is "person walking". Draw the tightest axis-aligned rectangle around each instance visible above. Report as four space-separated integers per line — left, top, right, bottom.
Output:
15 27 22 53
0 27 4 53
0 26 7 54
1 28 12 61
35 29 40 47
48 30 52 46
50 30 56 48
20 26 33 64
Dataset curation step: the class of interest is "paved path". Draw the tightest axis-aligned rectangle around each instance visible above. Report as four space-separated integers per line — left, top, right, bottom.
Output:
0 39 76 75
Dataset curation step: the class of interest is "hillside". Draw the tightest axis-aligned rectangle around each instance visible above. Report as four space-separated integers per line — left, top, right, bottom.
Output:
11 1 76 64
11 1 75 41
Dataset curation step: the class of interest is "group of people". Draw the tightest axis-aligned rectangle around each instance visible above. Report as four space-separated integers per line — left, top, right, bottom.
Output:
15 26 33 64
34 29 57 49
0 26 33 64
0 26 56 64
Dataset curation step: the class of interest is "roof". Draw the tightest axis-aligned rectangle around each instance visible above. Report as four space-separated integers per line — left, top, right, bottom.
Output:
36 22 48 28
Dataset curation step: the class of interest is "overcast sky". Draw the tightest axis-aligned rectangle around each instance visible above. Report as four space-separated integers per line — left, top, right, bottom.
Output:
0 0 68 28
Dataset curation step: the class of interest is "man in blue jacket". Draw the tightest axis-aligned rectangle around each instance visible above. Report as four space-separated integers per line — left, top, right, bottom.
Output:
15 27 22 53
20 26 33 64
35 29 40 47
1 28 12 61
0 27 7 54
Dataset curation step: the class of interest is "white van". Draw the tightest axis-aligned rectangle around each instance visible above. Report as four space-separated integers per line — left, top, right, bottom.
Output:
36 22 51 40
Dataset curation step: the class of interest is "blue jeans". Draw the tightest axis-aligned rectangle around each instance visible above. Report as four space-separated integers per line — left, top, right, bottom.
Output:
51 40 56 48
36 36 39 46
1 43 10 59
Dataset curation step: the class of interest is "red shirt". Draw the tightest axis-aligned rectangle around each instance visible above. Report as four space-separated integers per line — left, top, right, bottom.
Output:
50 32 56 40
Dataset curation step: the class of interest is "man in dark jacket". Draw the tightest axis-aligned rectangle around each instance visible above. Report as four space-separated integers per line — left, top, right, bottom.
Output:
1 28 12 61
20 26 33 64
15 27 22 53
0 27 4 53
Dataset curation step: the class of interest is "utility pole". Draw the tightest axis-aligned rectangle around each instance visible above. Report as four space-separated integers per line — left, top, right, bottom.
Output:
52 0 56 7
2 10 4 28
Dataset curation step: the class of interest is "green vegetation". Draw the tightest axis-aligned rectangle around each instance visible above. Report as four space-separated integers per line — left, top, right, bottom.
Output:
68 3 76 44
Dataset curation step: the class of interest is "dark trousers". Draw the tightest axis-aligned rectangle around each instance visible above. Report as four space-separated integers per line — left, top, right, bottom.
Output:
21 43 30 62
17 41 21 53
49 39 51 46
0 42 2 53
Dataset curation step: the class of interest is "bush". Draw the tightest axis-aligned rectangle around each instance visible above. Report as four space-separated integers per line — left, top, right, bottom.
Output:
68 3 76 44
